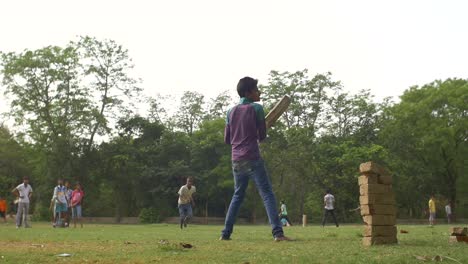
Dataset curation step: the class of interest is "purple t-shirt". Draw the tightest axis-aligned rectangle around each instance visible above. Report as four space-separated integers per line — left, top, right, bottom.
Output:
224 98 266 161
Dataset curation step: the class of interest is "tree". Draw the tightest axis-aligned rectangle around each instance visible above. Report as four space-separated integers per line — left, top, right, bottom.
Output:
380 78 468 216
207 90 233 119
175 91 205 135
1 45 90 180
77 36 142 152
260 69 341 131
0 125 31 198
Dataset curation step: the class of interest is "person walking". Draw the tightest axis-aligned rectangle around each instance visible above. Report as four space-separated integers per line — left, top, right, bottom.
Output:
178 176 196 229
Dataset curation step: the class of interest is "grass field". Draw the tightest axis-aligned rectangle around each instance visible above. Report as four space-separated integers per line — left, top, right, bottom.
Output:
0 223 467 263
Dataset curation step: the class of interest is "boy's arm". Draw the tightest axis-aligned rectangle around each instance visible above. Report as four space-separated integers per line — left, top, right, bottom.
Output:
224 125 231 145
255 105 267 141
224 110 231 145
11 187 19 196
177 187 185 198
52 187 60 203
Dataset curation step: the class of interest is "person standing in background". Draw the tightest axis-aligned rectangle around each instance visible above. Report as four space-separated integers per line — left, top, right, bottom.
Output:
65 180 73 227
279 200 292 226
0 196 7 223
52 179 68 228
445 202 452 224
12 176 33 228
428 194 436 226
322 189 339 227
71 182 85 228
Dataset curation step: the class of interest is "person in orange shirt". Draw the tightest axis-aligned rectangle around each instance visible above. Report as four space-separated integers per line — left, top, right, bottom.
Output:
0 195 7 223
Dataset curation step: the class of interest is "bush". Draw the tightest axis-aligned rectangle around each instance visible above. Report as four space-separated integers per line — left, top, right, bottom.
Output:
32 203 51 221
139 207 160 223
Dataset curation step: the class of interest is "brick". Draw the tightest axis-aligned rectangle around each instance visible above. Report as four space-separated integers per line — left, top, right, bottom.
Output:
362 236 397 246
362 215 396 226
359 184 392 196
359 161 387 175
449 236 468 243
360 204 396 216
360 193 395 205
358 175 378 185
378 175 392 185
450 227 468 236
363 225 397 237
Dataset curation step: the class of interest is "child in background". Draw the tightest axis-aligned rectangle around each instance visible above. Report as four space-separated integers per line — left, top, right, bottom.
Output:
445 202 452 224
52 178 68 227
65 180 73 226
71 182 84 228
0 196 7 223
428 194 436 226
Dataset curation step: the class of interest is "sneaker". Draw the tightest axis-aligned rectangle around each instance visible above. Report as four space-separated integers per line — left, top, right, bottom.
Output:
274 235 293 242
219 236 231 241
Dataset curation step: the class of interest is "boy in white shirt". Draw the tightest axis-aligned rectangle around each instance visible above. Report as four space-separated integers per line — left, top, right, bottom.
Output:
177 177 196 229
445 202 452 224
12 176 33 228
52 179 69 227
322 189 339 227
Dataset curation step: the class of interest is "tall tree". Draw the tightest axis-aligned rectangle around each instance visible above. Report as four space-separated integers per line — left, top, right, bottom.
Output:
175 91 205 135
1 45 89 178
380 78 468 214
77 36 141 152
207 90 233 119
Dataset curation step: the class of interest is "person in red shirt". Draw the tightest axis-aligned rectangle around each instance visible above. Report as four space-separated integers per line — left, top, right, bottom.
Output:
0 196 7 223
70 183 84 228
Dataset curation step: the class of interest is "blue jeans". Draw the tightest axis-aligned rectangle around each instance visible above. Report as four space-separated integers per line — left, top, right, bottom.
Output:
178 203 193 222
221 159 284 238
72 205 82 218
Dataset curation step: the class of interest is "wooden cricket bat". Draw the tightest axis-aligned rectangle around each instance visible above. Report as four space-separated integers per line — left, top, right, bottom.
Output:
265 96 291 128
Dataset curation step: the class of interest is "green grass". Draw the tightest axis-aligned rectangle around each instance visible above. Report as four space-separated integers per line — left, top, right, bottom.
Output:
0 223 466 263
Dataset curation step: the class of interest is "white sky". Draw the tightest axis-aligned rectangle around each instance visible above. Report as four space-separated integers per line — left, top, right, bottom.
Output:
1 0 467 124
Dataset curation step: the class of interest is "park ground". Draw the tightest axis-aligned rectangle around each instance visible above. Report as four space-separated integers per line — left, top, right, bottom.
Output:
0 223 467 263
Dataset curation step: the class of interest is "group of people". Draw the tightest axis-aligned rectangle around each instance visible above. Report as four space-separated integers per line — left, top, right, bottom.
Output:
0 176 84 229
428 194 453 226
50 178 84 228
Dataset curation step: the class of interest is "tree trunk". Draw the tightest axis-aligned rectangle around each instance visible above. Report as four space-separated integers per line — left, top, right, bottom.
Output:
205 200 208 224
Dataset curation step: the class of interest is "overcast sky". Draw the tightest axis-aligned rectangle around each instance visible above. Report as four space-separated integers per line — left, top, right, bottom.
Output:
1 0 467 122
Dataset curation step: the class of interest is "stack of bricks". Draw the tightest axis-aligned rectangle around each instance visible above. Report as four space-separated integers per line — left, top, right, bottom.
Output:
449 227 468 243
359 161 398 246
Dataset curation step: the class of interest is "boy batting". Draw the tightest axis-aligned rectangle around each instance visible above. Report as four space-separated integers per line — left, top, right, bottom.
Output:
220 77 291 241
